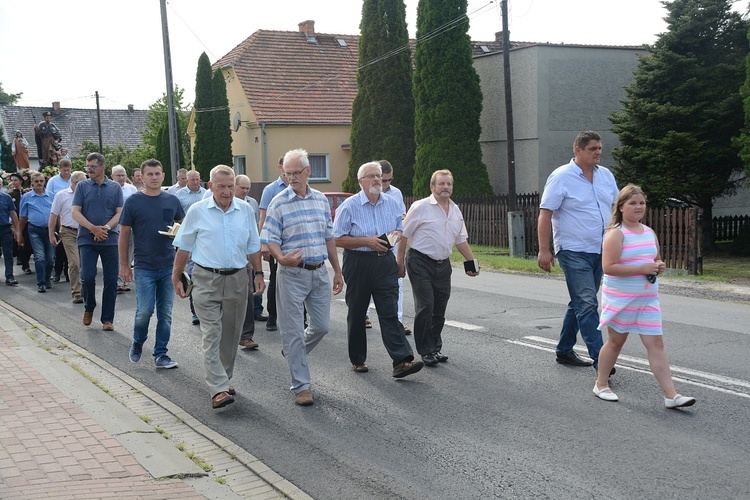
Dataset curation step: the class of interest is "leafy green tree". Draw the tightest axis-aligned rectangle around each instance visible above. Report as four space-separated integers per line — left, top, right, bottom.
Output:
611 0 748 248
192 53 215 180
0 82 22 106
734 25 750 177
74 141 151 176
208 69 233 169
141 86 190 184
412 0 492 197
344 0 415 195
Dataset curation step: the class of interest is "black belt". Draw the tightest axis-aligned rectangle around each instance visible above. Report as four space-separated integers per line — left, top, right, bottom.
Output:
0 224 10 229
297 261 325 270
196 264 242 275
346 249 389 257
29 223 49 229
410 248 447 264
61 225 77 230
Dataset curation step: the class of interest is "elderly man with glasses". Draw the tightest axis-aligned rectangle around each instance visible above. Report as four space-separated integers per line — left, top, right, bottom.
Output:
72 153 124 331
19 172 55 292
333 162 423 379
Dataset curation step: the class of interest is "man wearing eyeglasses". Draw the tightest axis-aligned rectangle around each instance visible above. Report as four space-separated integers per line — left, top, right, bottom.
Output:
18 172 55 293
72 153 124 331
261 149 343 406
333 162 423 379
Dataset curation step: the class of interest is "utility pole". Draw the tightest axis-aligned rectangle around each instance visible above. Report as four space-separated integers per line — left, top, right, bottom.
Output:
501 0 525 258
95 91 103 153
160 0 180 182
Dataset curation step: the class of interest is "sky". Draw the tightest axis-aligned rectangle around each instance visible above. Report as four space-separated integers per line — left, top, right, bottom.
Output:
0 0 686 111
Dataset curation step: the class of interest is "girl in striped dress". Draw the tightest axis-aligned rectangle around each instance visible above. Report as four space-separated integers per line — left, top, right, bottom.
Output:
593 184 695 409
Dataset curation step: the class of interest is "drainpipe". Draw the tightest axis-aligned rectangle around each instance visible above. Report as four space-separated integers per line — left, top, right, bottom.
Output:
261 123 268 181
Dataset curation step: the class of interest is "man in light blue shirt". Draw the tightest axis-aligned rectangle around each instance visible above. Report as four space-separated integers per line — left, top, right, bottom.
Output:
19 172 55 292
175 170 206 324
45 160 72 198
334 162 423 379
172 165 265 410
538 131 619 373
257 155 289 332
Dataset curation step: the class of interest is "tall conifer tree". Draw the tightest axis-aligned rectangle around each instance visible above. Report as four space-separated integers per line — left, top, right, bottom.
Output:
344 0 415 195
193 52 214 180
412 0 492 197
208 69 233 169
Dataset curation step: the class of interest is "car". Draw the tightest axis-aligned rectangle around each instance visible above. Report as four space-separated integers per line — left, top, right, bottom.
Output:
323 192 353 221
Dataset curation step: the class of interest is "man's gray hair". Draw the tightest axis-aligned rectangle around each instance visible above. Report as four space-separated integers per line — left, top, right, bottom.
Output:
357 161 381 179
177 168 188 176
111 165 126 175
209 165 235 182
71 171 87 183
186 170 200 179
283 148 310 168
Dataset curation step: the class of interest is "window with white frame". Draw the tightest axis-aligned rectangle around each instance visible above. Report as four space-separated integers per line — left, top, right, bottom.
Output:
234 156 246 175
308 154 329 182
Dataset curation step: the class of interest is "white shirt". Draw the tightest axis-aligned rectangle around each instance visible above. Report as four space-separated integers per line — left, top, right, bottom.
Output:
50 187 79 228
402 194 468 261
120 182 138 201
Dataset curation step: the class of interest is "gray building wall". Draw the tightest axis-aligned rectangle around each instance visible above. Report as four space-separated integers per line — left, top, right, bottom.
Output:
476 44 647 195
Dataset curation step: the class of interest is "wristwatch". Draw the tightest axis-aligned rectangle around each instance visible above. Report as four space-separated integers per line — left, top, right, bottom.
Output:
104 224 111 231
254 271 264 276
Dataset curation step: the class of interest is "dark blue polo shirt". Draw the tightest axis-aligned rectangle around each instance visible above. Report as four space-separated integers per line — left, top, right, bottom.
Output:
0 192 16 228
72 177 123 246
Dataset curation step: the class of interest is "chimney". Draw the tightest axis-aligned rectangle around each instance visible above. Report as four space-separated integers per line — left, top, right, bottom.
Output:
495 31 504 42
52 101 61 115
298 20 315 35
128 104 134 113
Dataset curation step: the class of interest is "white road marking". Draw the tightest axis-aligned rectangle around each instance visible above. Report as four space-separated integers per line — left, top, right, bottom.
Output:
512 335 750 399
444 320 486 332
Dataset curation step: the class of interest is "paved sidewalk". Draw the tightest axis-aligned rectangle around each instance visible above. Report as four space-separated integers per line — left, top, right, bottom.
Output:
0 300 311 499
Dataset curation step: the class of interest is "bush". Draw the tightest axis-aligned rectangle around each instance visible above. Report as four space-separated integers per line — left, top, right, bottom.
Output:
730 223 750 256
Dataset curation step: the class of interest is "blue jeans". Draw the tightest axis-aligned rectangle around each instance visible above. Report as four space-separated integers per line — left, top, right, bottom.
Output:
556 250 604 365
27 224 55 286
133 266 175 358
79 244 118 324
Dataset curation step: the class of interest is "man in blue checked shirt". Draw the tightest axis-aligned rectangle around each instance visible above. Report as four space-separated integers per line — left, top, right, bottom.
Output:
261 149 343 406
333 161 423 379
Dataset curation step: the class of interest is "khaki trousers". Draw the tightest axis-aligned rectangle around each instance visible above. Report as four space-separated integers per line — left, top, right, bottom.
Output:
59 226 81 300
192 265 248 397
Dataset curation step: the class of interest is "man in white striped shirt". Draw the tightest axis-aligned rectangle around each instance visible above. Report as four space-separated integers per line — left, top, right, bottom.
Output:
333 161 423 379
262 149 343 406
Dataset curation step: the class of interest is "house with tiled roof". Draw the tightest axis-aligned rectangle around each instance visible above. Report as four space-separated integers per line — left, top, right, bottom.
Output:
0 102 148 169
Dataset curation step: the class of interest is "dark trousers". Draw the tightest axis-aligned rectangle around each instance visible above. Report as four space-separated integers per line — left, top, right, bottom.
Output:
0 226 14 279
342 249 413 367
266 256 278 319
241 265 255 340
80 244 119 324
16 226 31 269
54 239 68 279
407 249 452 356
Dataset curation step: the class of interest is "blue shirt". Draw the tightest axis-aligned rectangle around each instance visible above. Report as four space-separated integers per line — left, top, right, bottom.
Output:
540 159 619 254
45 174 71 198
332 190 403 252
120 191 185 270
176 186 206 213
0 192 16 226
72 177 124 246
19 190 53 227
173 195 260 269
261 186 332 265
259 177 288 210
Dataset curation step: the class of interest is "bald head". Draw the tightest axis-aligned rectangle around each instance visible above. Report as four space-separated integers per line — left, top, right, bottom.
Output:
234 174 251 199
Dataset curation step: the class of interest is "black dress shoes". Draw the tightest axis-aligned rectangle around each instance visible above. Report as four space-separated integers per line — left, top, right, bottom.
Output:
421 353 439 366
266 316 277 331
555 350 593 366
255 313 269 321
5 278 18 286
434 351 448 362
38 285 46 293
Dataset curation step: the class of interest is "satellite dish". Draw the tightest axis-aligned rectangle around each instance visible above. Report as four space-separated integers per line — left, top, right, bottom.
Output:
233 111 242 132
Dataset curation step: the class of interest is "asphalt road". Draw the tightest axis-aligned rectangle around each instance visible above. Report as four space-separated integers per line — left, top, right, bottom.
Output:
2 259 749 499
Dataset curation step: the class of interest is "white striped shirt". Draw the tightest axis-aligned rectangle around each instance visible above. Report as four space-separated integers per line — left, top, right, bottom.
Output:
332 190 403 252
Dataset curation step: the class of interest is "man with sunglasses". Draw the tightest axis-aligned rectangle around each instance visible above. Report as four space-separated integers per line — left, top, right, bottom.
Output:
72 153 124 331
18 172 55 292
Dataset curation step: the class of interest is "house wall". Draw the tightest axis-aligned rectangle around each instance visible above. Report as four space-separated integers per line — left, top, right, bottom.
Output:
476 45 647 194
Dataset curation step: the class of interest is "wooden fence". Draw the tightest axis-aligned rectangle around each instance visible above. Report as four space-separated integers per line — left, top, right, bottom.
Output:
404 194 703 274
713 214 750 241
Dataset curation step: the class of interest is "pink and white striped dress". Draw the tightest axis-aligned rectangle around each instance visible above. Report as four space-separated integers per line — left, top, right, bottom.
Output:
598 224 663 336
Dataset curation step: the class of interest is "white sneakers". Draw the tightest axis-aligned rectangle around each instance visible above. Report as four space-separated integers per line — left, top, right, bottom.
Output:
593 383 619 401
664 394 696 409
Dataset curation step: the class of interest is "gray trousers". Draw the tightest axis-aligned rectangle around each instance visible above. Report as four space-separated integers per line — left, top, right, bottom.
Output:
277 264 330 393
192 265 248 396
